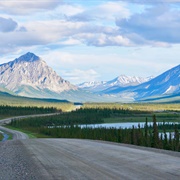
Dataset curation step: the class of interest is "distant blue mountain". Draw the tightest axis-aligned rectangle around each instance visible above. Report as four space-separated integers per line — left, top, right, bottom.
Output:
102 64 180 100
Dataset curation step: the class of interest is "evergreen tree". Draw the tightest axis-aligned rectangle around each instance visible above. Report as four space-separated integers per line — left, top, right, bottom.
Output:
174 124 179 151
152 115 159 148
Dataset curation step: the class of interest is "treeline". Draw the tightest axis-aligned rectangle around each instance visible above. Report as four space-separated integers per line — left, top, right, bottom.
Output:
80 107 150 115
9 107 180 152
9 107 149 127
37 116 179 152
0 133 3 141
10 108 106 127
83 103 180 112
153 122 180 131
0 105 60 116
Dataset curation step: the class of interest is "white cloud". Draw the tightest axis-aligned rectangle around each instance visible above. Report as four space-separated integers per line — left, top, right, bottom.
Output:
1 0 179 53
76 33 132 46
68 2 130 22
62 69 100 84
56 4 84 17
0 0 63 15
0 17 17 32
40 45 180 83
0 31 48 54
0 19 86 53
116 0 180 3
5 18 132 49
0 0 179 86
116 5 180 44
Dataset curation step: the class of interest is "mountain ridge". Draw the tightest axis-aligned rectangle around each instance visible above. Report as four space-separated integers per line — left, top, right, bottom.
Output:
78 75 153 92
102 64 180 100
0 52 179 102
0 52 123 102
0 52 77 95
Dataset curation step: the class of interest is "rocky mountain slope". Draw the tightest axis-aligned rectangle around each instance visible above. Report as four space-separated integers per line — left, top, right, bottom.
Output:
0 52 77 96
0 52 121 102
0 52 179 102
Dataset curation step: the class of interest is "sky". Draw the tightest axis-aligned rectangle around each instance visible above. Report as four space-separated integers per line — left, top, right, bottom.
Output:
0 0 180 84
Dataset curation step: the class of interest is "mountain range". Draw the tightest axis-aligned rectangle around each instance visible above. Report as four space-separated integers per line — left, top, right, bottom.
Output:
102 64 180 101
0 53 120 102
78 75 153 92
0 52 179 102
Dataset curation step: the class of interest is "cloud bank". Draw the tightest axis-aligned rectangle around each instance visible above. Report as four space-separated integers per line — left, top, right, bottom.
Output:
0 0 63 15
116 5 180 44
0 17 17 32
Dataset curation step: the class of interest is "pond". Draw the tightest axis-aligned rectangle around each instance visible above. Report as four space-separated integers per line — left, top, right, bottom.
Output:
80 122 153 129
0 131 9 142
48 122 179 129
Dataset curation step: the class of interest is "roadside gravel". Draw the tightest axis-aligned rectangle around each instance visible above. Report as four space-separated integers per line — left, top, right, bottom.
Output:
0 139 180 180
0 140 48 180
0 113 180 180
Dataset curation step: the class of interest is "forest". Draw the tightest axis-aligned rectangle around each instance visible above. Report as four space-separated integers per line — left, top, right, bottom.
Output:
0 105 60 118
9 107 180 152
0 132 3 141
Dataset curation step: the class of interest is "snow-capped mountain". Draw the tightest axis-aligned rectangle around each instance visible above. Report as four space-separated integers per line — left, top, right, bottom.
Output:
103 64 180 100
78 75 153 92
106 75 153 87
77 81 107 92
78 81 106 88
0 52 179 102
0 52 126 102
0 52 77 97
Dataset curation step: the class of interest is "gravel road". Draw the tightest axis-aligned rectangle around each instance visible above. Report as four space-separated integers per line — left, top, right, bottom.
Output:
0 115 180 180
0 113 60 140
1 138 180 180
0 125 28 140
0 113 60 126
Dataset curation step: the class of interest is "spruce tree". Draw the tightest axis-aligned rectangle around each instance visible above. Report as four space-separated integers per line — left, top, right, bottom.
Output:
152 115 159 148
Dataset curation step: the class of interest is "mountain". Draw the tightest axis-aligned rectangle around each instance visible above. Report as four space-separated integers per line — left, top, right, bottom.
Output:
0 52 77 96
0 52 124 102
0 86 16 95
108 75 153 86
77 81 107 92
140 93 180 103
0 52 179 102
78 75 153 92
103 64 180 100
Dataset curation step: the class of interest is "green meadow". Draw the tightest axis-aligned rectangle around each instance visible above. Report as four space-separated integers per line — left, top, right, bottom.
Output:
0 92 75 112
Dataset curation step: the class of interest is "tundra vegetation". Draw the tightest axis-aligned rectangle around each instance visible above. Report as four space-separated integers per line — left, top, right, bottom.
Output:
0 105 60 119
0 133 3 141
8 106 180 152
83 103 180 111
0 92 75 112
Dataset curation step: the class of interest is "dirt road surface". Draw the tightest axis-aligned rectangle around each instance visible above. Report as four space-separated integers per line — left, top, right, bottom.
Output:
1 138 180 180
0 115 180 180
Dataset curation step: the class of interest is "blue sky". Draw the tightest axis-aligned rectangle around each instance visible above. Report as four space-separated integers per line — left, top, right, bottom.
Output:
0 0 180 84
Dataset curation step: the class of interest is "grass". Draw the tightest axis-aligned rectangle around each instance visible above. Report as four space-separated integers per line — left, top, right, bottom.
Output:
83 103 180 124
7 133 13 140
103 113 180 123
0 130 13 141
0 92 76 112
5 126 36 138
5 125 50 138
0 133 3 141
83 103 180 111
0 115 12 120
